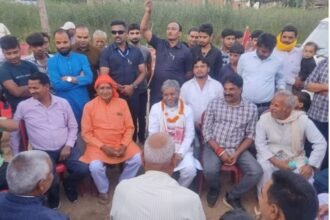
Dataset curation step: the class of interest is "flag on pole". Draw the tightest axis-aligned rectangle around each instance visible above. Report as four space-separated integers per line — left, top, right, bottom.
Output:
242 26 251 48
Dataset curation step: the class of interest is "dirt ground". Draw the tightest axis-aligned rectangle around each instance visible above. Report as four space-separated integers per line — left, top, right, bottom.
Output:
2 133 258 220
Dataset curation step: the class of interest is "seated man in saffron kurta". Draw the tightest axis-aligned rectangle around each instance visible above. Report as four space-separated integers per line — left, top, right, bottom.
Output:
80 74 141 204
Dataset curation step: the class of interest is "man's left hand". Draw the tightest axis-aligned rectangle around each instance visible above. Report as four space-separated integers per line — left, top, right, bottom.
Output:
299 164 313 179
116 145 127 157
121 85 134 96
225 152 239 166
59 145 71 161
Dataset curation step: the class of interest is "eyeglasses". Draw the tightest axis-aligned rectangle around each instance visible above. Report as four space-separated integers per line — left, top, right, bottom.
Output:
111 30 125 35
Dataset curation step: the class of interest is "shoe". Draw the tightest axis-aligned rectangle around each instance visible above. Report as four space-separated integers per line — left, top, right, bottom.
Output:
63 180 78 203
98 193 110 205
223 193 244 210
49 199 60 209
206 188 219 207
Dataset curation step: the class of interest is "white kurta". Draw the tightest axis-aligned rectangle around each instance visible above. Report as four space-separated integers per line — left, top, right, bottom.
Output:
148 102 202 172
110 171 206 220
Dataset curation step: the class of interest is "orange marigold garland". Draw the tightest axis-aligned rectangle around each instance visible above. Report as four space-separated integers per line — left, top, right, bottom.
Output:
161 99 184 123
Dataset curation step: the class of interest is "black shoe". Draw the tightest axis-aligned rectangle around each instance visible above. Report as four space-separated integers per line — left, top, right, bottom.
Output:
63 180 78 203
223 193 244 210
48 197 60 209
206 188 219 207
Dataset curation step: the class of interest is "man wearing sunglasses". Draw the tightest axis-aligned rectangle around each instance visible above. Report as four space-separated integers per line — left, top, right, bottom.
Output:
100 20 146 142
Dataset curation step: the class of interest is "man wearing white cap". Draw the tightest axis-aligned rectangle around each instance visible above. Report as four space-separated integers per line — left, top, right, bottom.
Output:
61 21 76 44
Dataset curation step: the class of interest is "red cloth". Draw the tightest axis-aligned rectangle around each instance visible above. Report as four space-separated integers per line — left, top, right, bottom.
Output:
242 26 251 48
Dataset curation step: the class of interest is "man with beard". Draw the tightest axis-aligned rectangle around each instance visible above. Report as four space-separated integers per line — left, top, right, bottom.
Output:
24 32 53 74
273 25 302 91
191 23 223 80
100 20 146 142
184 27 199 48
48 29 93 124
140 0 193 106
202 74 262 208
237 33 285 116
181 57 223 158
148 80 202 188
13 72 89 209
127 23 151 144
73 25 100 99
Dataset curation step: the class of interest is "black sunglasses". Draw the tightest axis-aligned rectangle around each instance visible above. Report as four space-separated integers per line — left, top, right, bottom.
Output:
111 30 125 35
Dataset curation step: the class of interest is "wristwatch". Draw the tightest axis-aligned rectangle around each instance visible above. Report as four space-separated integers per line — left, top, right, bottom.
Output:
131 83 138 89
66 76 73 83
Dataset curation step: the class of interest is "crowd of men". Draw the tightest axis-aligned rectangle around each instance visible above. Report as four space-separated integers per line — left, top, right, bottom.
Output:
0 0 328 219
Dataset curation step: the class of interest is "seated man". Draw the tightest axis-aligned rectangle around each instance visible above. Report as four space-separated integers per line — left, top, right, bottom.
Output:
258 170 319 220
0 150 68 220
80 74 141 204
110 132 206 220
202 74 262 209
149 80 201 188
13 72 89 208
256 90 327 193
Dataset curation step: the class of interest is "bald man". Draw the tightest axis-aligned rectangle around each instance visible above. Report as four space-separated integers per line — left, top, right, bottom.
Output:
111 133 206 220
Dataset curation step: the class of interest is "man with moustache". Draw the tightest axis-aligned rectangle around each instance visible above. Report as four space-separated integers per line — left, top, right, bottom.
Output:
202 74 262 208
13 73 89 208
237 33 285 116
48 29 93 124
73 25 100 99
148 80 202 188
181 57 223 158
100 20 146 141
92 30 108 50
24 32 53 74
127 23 151 144
140 0 193 106
191 24 223 80
184 27 199 48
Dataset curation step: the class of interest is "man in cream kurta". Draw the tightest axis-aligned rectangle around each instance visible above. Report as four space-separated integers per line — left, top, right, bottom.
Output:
110 133 206 220
149 80 202 188
256 91 326 192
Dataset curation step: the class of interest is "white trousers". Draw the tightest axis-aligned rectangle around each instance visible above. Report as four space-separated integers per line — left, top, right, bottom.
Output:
89 153 141 194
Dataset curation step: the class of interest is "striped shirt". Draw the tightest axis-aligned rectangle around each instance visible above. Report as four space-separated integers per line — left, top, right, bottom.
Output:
306 59 328 122
202 97 258 153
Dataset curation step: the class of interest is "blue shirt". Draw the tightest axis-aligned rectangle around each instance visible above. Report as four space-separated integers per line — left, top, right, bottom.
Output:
237 51 285 104
148 34 193 104
0 60 38 112
48 52 93 124
100 43 144 85
0 192 69 220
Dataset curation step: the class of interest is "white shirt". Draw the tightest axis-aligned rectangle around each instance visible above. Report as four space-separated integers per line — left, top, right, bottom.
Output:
110 171 206 220
273 47 302 86
237 51 285 104
255 111 326 169
181 76 223 123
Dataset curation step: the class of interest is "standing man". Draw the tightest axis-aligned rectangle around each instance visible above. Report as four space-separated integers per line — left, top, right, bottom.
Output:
0 35 38 112
24 32 53 74
181 57 223 158
92 30 108 50
149 80 202 188
219 42 245 84
13 73 89 208
61 21 76 44
191 23 223 80
184 27 199 48
273 25 302 91
110 133 206 220
48 29 93 124
100 20 146 141
127 23 152 144
305 59 328 169
140 0 193 106
73 25 101 99
237 33 285 116
220 28 236 65
202 74 262 208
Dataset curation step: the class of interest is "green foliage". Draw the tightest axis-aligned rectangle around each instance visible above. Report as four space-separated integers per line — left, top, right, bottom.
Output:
0 0 327 43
